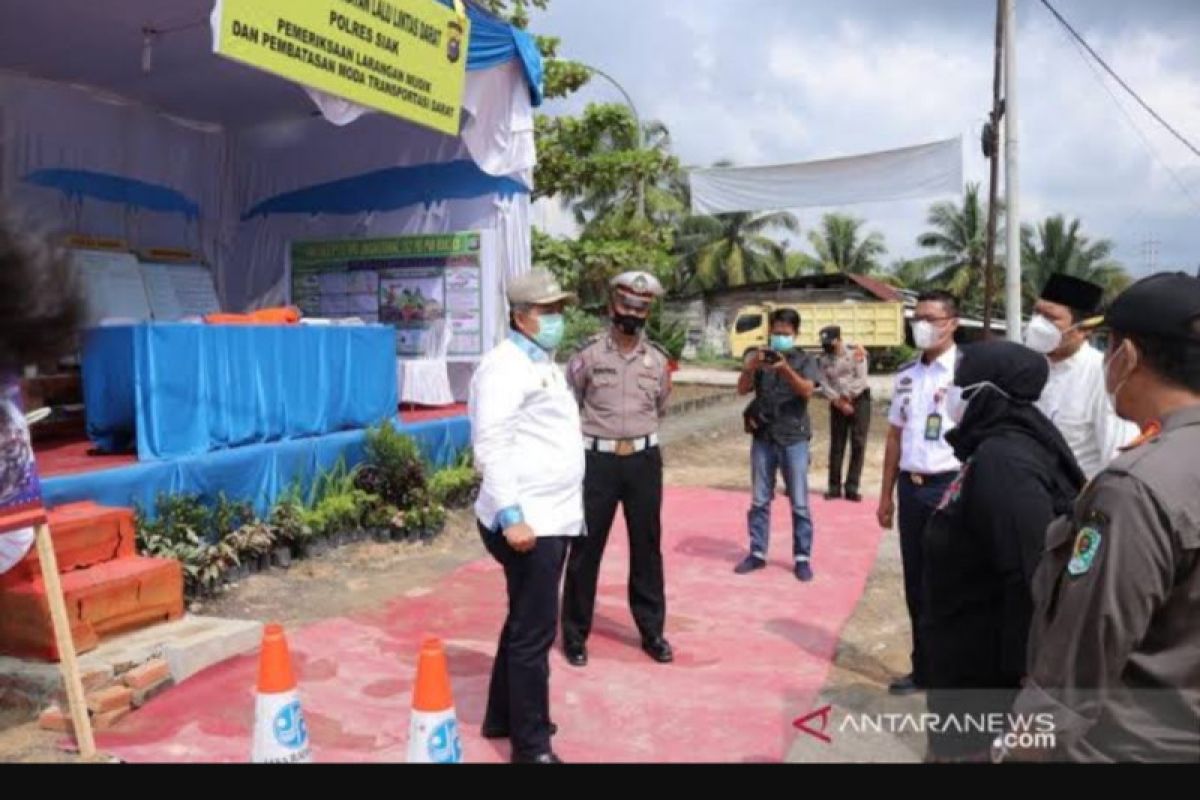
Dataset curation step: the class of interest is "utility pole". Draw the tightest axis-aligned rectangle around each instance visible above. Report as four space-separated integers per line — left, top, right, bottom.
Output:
1004 0 1023 341
982 0 1006 339
1141 237 1161 273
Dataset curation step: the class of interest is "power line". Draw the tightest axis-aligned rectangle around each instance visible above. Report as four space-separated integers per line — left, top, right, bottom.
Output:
1038 0 1200 161
1049 12 1200 215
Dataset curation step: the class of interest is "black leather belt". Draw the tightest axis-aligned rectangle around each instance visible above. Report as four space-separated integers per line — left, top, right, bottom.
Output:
903 470 957 487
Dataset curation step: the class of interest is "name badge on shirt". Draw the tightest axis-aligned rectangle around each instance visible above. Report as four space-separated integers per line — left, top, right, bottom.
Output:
925 413 943 442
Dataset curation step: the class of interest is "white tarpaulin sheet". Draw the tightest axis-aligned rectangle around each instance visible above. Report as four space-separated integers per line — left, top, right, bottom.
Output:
689 136 963 215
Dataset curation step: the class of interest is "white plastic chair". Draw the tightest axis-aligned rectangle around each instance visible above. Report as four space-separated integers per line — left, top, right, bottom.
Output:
398 317 455 406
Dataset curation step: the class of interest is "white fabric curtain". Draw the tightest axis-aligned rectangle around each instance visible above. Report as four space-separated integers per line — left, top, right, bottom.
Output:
304 60 535 182
688 136 963 215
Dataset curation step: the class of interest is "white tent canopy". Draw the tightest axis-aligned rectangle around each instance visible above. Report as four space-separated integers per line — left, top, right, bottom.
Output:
688 136 963 216
0 0 539 324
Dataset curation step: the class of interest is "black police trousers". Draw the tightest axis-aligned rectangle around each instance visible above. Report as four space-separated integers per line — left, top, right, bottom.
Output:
828 389 872 495
562 447 665 649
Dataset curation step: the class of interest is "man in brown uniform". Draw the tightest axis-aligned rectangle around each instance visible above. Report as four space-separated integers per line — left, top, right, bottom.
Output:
561 271 674 667
1004 272 1200 763
817 325 872 502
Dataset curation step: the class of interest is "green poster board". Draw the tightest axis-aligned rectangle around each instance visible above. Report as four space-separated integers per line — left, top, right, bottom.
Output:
291 232 484 357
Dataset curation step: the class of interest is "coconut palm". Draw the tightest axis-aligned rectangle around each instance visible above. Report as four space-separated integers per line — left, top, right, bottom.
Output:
806 213 887 275
1020 215 1130 304
915 182 1006 306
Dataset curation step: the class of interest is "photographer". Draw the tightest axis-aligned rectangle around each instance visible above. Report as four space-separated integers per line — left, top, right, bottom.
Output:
734 308 823 582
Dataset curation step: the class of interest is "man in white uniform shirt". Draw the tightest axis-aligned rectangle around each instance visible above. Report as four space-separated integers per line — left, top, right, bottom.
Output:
1024 274 1138 479
877 290 963 697
470 268 584 764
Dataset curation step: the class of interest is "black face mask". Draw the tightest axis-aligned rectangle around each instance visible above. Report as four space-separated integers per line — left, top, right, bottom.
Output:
613 313 646 335
822 342 836 354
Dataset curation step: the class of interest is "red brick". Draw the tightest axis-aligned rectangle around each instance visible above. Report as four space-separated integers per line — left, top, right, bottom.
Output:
86 685 132 714
80 666 115 693
0 556 182 661
123 659 169 690
132 678 175 708
0 503 135 587
38 705 71 733
92 705 131 731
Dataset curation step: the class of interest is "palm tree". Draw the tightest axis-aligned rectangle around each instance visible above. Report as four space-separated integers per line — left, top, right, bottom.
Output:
883 256 940 292
684 210 802 289
756 240 820 283
915 182 1001 304
806 213 887 275
1020 215 1130 304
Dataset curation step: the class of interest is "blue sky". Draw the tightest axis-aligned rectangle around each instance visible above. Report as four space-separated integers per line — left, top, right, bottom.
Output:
528 0 1200 277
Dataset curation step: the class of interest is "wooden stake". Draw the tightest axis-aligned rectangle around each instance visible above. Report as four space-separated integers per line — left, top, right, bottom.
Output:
32 521 96 759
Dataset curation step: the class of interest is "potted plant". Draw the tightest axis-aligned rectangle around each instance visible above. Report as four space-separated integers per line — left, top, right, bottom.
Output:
270 496 312 561
363 498 397 543
419 502 447 544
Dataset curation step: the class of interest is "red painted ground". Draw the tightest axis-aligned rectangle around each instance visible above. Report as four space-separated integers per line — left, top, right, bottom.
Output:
94 486 882 763
34 406 468 479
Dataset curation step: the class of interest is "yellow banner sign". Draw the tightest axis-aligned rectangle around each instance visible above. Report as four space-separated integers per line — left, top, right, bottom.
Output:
212 0 469 135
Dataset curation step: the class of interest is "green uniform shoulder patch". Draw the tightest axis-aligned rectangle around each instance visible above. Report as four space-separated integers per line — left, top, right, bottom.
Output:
1067 522 1104 577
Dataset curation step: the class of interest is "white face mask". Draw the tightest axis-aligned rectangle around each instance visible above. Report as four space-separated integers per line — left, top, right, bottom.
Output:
1023 314 1064 355
1103 340 1138 420
946 381 1012 425
913 320 940 351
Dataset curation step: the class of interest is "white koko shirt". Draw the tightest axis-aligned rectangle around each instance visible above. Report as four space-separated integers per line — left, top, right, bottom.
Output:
470 333 585 539
1036 343 1139 480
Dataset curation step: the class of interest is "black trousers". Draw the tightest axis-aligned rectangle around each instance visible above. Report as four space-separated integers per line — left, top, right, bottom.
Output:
479 523 568 758
828 390 872 495
896 472 956 685
562 447 665 649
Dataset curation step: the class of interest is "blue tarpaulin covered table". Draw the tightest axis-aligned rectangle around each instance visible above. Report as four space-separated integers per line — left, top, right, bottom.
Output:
82 324 399 461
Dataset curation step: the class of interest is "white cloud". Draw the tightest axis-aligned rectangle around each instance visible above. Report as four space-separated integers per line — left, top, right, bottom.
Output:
533 0 1200 272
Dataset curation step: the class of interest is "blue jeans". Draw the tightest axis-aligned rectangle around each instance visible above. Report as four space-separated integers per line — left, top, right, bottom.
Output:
747 438 814 562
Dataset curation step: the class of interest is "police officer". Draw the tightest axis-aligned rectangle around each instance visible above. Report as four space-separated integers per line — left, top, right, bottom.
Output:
561 271 674 666
1004 272 1200 763
817 325 872 502
877 290 962 696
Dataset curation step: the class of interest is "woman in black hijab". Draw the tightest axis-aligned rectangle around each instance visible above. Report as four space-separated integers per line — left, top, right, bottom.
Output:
922 340 1086 761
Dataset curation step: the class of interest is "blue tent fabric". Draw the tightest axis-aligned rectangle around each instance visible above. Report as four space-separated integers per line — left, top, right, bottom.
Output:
439 0 544 106
83 324 400 461
241 159 528 219
22 168 200 218
42 416 471 519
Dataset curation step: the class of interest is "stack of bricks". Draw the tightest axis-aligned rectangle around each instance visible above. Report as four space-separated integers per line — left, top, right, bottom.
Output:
38 657 174 733
0 502 184 661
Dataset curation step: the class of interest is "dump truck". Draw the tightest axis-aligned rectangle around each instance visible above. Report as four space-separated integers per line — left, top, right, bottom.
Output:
728 300 907 360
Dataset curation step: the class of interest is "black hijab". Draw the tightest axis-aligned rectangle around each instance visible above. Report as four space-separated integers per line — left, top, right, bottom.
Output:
947 340 1086 491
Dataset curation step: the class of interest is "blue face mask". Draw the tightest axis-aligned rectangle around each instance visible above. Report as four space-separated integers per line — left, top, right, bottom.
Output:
533 313 565 351
769 334 795 352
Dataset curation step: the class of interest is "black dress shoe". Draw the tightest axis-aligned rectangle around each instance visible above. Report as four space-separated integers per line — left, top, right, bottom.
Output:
824 487 843 500
564 644 587 667
482 721 558 740
512 751 562 764
642 637 674 663
888 673 925 696
845 491 863 503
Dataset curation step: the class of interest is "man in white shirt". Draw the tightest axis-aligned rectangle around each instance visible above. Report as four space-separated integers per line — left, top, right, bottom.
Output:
469 268 584 765
1024 274 1139 479
877 290 963 696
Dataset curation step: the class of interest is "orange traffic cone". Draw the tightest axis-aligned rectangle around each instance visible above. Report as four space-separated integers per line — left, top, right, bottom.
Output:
407 637 463 763
251 623 313 763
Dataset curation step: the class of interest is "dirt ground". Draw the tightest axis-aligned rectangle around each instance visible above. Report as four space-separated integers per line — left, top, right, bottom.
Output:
0 393 914 763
